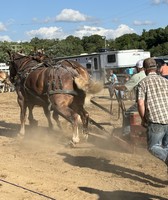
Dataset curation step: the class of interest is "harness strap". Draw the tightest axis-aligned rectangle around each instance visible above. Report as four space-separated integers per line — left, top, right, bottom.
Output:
57 60 79 77
48 89 77 96
30 63 44 70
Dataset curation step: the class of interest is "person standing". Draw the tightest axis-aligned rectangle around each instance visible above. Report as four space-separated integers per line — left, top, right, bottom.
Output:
114 59 146 136
107 69 119 98
137 58 168 168
159 60 168 79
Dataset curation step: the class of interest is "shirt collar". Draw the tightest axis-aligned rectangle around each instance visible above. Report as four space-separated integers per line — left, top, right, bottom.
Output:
148 72 157 75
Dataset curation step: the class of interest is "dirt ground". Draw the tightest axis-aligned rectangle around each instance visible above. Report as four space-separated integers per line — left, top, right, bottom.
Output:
0 90 167 200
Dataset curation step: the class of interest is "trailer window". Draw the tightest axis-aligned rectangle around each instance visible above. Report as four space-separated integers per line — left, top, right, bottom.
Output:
107 54 116 63
86 63 91 69
93 58 98 70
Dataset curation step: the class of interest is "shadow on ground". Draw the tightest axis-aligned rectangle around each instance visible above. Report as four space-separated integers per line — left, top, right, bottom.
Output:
79 187 168 200
58 152 168 188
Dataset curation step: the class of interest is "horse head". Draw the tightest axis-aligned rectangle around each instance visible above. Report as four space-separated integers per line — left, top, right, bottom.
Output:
32 52 53 66
7 51 31 83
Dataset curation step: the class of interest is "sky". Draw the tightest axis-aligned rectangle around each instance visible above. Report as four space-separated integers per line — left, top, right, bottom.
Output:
0 0 168 42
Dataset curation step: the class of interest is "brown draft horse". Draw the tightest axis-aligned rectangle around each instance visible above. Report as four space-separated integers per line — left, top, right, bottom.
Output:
8 51 100 144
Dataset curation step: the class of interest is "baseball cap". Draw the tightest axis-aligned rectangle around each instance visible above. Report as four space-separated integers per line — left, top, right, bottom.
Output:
136 59 144 68
143 58 157 69
155 59 166 68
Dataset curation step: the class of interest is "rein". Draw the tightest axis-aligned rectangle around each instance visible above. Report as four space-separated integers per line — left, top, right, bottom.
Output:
48 89 77 96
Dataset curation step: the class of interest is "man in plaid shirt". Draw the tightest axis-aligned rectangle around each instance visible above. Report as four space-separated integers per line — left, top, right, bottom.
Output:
137 58 168 169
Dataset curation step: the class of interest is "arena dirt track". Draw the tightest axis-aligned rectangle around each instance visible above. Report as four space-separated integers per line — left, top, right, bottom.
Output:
0 91 167 200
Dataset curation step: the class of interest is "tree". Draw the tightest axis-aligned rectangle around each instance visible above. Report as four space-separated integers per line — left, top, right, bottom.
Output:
0 26 168 63
0 41 11 62
115 33 141 50
82 35 106 53
64 36 84 55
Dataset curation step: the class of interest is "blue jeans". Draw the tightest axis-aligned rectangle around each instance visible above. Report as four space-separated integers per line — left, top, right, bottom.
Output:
147 123 168 162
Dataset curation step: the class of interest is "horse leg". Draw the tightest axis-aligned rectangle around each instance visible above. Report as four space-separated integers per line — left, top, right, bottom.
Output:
17 91 27 136
79 108 89 139
28 104 38 126
43 105 53 130
1 84 4 93
71 113 80 144
53 104 80 144
52 110 62 129
19 106 27 136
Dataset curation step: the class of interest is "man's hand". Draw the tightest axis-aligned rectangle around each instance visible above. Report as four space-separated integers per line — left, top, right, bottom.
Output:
141 117 148 128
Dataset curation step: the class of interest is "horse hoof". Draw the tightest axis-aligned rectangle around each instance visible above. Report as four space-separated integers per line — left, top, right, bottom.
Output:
83 134 89 141
17 133 24 139
72 137 80 144
65 140 76 148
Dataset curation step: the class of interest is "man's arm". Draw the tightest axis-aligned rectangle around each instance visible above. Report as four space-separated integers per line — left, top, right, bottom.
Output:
138 99 147 127
137 99 145 119
115 74 137 91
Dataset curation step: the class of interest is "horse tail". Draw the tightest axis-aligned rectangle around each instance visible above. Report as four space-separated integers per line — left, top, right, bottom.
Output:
66 60 103 94
87 78 104 94
74 75 103 94
74 75 89 92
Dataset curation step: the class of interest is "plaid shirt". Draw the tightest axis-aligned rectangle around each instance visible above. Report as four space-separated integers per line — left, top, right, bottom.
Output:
137 72 168 124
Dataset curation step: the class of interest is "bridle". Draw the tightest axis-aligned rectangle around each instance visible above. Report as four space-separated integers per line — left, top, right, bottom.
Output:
11 55 33 71
9 54 32 84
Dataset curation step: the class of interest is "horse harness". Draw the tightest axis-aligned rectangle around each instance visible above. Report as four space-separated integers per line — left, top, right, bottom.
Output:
14 59 79 98
46 62 78 96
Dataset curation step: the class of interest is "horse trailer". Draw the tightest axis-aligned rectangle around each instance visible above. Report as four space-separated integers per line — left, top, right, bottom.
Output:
0 63 10 74
54 49 150 82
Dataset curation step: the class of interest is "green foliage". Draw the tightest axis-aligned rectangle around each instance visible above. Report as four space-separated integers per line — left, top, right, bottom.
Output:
0 41 11 62
114 33 141 50
0 26 168 63
82 35 106 53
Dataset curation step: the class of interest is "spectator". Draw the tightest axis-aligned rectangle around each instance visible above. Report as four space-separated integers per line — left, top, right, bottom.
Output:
159 60 168 79
107 69 119 98
125 67 135 76
114 59 146 136
108 69 118 84
137 58 168 169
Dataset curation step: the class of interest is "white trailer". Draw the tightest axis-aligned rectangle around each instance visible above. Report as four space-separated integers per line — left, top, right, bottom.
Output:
0 63 10 74
54 49 150 82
